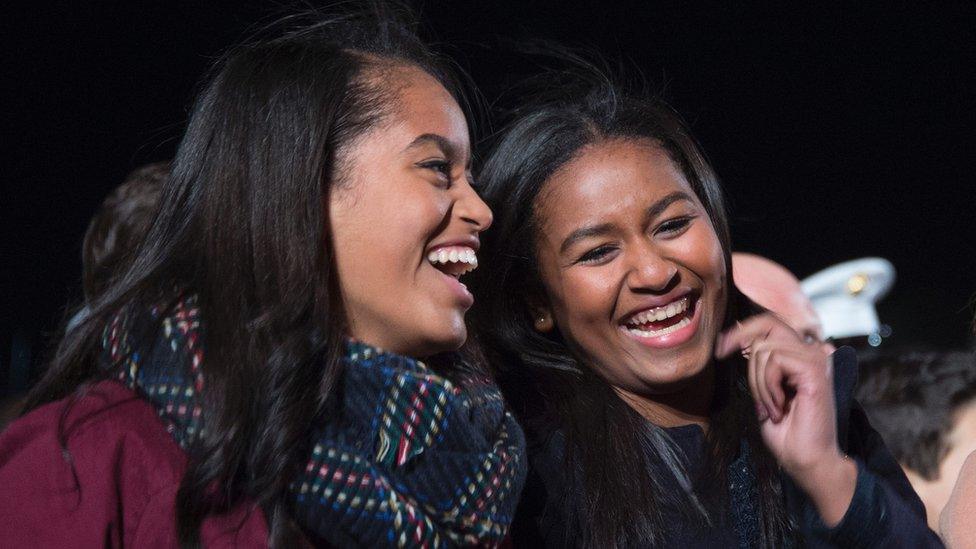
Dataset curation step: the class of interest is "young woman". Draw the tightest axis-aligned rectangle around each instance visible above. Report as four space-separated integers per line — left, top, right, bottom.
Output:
471 74 939 547
0 9 524 547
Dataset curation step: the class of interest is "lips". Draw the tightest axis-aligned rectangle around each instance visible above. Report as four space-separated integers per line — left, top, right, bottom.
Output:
620 293 701 347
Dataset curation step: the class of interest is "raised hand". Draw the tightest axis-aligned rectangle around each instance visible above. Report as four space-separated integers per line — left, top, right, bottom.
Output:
716 314 857 526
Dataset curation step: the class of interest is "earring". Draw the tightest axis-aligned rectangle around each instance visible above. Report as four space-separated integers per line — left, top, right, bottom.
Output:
534 314 553 332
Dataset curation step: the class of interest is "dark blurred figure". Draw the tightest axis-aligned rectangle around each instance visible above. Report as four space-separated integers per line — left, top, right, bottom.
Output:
857 348 976 534
65 161 168 331
1 162 168 431
81 162 168 301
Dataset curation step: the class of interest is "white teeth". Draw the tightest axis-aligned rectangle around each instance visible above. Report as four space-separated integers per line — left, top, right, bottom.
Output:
627 297 690 326
427 246 479 274
627 316 692 338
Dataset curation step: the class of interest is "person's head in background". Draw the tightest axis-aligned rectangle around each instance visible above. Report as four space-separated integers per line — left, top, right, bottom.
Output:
732 252 833 351
6 162 169 421
856 348 976 530
82 162 168 301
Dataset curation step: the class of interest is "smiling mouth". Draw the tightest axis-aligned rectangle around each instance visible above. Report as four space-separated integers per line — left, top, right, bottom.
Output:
427 246 478 279
622 296 696 338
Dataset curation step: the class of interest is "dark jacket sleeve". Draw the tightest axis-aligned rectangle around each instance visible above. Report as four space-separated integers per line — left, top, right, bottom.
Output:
799 347 943 548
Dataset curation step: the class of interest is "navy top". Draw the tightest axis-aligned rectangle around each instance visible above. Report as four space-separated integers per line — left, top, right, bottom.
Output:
511 347 944 548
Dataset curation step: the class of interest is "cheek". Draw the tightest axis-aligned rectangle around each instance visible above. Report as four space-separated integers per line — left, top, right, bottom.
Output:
338 184 448 259
680 224 726 284
550 269 619 335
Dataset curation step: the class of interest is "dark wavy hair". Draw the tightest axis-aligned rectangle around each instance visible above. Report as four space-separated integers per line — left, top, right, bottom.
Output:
25 5 470 547
857 348 976 479
82 162 169 301
470 66 791 547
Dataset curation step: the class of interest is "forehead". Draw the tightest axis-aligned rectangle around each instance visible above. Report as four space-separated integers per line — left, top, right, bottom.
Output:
381 67 469 150
536 139 697 233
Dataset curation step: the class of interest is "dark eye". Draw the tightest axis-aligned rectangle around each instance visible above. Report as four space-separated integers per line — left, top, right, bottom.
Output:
578 245 616 264
656 216 694 236
419 160 451 178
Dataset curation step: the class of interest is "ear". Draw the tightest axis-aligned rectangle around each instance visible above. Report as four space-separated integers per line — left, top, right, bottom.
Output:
527 296 555 333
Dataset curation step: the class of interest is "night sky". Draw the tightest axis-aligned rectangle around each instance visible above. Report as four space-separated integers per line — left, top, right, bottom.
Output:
4 2 976 393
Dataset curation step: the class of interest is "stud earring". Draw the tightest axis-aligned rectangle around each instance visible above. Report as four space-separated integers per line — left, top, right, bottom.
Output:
534 314 554 332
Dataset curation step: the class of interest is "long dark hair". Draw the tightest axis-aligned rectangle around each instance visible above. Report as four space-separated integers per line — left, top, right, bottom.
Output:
25 6 468 547
471 67 791 546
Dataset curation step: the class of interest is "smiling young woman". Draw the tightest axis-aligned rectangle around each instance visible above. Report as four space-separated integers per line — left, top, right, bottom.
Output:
470 69 939 547
0 7 524 547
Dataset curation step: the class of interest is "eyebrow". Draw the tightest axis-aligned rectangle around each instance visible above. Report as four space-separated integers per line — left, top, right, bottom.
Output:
558 191 695 254
404 133 471 168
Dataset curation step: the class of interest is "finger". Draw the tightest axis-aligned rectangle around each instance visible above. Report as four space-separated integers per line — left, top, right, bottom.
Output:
716 318 769 359
753 344 781 423
768 347 833 404
760 347 792 423
746 346 770 422
764 349 787 414
715 314 789 359
752 340 790 412
754 342 826 422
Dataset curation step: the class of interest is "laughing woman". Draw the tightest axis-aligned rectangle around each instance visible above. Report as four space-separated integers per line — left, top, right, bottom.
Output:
471 76 939 547
0 10 524 547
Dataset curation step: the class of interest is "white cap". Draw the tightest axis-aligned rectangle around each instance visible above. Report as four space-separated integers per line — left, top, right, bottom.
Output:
800 257 895 340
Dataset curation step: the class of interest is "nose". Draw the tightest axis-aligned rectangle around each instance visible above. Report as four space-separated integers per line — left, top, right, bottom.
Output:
626 242 678 292
456 181 493 232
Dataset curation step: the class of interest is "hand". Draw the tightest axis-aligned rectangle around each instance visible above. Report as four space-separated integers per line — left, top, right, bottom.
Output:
716 314 856 526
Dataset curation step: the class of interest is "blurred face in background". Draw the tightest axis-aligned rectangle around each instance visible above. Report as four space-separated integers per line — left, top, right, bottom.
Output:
732 252 834 352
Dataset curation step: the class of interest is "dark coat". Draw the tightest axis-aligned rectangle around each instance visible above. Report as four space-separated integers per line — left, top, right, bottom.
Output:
511 347 944 548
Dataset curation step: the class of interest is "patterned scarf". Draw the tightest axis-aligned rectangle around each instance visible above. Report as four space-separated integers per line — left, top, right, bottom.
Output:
103 294 526 547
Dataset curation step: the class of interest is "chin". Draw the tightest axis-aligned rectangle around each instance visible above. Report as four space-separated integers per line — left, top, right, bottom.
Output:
639 357 711 392
416 327 467 358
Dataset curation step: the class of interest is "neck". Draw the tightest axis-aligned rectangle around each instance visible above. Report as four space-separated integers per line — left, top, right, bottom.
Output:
613 366 715 431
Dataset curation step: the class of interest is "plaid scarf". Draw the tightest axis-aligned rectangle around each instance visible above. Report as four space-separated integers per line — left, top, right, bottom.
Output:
103 294 526 547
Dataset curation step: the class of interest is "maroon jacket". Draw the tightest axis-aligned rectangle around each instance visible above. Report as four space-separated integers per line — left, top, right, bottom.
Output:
0 380 268 547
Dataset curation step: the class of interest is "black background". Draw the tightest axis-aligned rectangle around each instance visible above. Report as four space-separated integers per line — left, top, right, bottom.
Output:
4 2 976 393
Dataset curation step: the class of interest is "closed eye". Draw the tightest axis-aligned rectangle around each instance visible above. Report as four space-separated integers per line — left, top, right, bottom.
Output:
417 159 452 184
577 245 617 264
656 216 695 236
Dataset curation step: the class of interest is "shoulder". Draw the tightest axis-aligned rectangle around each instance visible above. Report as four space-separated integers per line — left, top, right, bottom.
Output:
0 381 186 545
1 380 268 546
1 380 187 474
